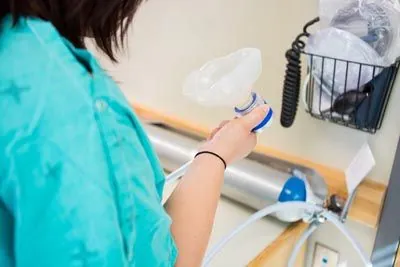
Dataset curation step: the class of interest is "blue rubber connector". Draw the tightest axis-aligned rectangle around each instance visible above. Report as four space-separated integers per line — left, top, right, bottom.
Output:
278 176 307 203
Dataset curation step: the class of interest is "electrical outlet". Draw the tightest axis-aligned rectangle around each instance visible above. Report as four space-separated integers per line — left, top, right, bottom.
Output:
312 243 340 267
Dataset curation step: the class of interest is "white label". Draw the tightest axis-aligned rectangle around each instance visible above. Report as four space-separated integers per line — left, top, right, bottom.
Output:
345 143 376 194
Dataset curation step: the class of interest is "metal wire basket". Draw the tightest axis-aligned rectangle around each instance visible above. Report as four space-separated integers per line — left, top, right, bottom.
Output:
303 52 399 133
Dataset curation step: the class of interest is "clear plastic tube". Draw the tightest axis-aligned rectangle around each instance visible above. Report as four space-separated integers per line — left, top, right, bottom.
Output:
165 160 193 184
323 211 373 267
288 223 319 267
202 202 372 267
202 202 323 267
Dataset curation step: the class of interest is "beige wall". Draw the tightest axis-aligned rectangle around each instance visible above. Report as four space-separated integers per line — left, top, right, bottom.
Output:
305 220 377 267
95 0 400 183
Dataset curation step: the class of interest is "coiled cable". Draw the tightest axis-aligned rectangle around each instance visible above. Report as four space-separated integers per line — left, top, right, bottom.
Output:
280 17 320 128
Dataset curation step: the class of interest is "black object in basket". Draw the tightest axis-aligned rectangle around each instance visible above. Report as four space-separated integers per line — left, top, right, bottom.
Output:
304 53 399 133
280 17 399 134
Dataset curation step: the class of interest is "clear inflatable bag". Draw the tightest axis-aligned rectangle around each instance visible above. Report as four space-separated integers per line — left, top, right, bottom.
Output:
183 48 273 132
183 48 262 107
306 27 385 96
319 0 400 64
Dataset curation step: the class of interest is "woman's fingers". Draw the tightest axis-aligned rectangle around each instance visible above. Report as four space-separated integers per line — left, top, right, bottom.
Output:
239 105 269 132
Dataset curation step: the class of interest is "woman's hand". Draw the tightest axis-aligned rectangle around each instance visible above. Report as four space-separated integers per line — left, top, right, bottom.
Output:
200 105 270 165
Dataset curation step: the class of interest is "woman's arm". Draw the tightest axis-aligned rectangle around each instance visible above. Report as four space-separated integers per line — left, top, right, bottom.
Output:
165 155 225 267
165 105 269 267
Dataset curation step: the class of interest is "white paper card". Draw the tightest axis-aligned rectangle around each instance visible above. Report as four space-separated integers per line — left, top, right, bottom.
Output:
345 143 376 193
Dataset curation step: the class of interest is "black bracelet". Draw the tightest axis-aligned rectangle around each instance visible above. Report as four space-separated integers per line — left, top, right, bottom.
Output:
194 151 227 169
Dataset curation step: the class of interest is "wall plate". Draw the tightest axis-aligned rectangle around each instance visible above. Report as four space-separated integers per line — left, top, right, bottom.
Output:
312 243 340 267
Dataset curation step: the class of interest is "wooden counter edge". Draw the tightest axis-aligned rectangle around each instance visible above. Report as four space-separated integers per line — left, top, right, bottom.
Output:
133 103 387 228
247 222 309 267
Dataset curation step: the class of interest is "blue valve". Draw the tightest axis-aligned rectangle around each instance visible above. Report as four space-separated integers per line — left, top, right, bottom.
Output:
278 176 307 203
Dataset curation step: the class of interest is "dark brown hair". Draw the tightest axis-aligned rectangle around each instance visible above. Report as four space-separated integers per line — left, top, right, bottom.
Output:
0 0 144 61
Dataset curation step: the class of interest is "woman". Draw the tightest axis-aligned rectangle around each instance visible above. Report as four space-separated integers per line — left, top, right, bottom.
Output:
0 1 268 267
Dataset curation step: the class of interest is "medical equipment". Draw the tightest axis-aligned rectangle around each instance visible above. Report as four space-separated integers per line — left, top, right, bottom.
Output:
150 122 373 266
203 202 372 267
148 123 327 213
166 48 274 184
201 147 374 266
280 17 399 133
183 48 273 133
306 27 385 96
280 17 319 128
281 0 400 131
199 173 372 266
319 0 400 64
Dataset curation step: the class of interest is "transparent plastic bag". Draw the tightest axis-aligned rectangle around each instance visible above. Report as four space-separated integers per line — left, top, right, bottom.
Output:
183 48 262 107
306 27 385 96
319 0 400 64
183 48 273 132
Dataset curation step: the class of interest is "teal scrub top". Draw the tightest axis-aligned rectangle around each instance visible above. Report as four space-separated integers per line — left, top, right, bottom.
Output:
0 15 177 267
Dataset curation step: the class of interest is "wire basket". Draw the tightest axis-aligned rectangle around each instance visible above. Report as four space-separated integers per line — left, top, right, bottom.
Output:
303 52 399 133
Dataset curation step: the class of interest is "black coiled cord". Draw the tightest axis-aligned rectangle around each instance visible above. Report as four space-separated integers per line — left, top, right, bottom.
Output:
280 17 320 128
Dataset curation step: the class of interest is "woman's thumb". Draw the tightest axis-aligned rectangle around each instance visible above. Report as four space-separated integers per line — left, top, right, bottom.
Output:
240 105 269 131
